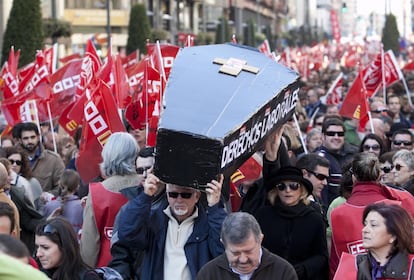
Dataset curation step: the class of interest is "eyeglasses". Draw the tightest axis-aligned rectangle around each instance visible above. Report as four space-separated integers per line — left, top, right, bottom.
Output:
393 140 413 146
325 131 345 137
363 144 380 151
394 164 406 171
136 166 152 175
167 192 194 199
381 166 393 173
372 109 388 114
315 122 323 126
306 169 328 181
276 182 301 191
8 159 23 166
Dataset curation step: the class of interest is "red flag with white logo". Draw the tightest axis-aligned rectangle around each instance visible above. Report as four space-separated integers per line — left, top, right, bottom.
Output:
75 80 126 183
146 42 179 82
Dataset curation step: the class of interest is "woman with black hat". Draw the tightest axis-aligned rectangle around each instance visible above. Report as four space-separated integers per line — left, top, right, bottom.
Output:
255 166 329 280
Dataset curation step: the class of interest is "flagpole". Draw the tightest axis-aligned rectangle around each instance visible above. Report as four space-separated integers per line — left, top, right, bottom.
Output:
293 114 308 154
381 45 386 104
46 101 57 153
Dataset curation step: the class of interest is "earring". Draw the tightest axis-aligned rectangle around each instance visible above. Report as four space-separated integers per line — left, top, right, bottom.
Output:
390 239 395 243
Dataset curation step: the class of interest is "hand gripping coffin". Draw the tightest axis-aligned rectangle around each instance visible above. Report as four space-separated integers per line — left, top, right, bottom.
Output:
154 44 300 189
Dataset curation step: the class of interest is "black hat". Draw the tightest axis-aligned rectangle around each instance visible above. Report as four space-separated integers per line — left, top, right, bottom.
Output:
266 166 313 195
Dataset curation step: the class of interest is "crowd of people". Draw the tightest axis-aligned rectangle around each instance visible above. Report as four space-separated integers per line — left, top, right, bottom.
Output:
1 66 414 280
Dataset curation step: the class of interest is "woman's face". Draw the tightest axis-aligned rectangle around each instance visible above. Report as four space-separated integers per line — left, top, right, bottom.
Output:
277 180 302 207
7 153 22 174
392 158 414 186
380 161 395 186
35 235 62 270
307 133 322 152
362 139 381 157
362 211 394 253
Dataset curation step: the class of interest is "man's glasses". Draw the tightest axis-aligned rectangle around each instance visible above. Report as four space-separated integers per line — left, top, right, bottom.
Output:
276 182 300 191
167 192 194 199
394 164 406 171
325 131 345 137
363 144 380 151
306 169 328 181
136 166 152 175
381 166 393 173
8 159 23 166
393 140 413 146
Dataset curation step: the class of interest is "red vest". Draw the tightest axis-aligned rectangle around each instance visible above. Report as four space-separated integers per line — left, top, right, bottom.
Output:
90 182 128 267
330 199 403 279
334 253 414 280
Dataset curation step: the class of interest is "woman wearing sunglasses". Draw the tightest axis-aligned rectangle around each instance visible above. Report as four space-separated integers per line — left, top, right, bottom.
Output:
359 133 386 158
35 217 101 279
4 146 43 210
255 166 329 280
379 151 396 187
329 152 414 278
392 149 414 196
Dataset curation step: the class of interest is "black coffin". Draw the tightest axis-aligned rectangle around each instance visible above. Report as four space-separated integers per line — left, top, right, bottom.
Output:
154 44 300 189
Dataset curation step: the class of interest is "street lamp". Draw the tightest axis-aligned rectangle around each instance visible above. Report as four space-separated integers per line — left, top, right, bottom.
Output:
106 0 111 46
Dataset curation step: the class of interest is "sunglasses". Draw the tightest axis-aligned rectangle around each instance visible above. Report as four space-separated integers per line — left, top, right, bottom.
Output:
363 144 380 151
325 131 345 137
372 109 388 114
393 140 413 146
394 164 406 171
41 223 61 244
167 192 194 199
8 159 23 166
276 182 301 191
381 166 393 173
306 169 328 181
136 166 151 175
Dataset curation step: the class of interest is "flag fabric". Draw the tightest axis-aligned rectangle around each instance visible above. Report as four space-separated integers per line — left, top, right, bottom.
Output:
75 80 126 183
121 50 140 69
330 10 341 43
59 53 82 64
43 43 58 74
339 71 370 130
323 72 343 105
232 34 237 44
362 50 403 97
403 60 414 71
146 42 179 82
1 47 21 100
258 39 272 58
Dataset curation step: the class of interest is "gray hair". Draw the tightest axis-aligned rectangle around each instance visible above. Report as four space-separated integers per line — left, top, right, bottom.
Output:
352 152 381 181
100 132 139 177
393 149 414 170
221 212 262 246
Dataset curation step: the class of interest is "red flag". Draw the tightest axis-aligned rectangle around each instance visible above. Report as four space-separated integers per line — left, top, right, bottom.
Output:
121 50 140 69
330 10 341 43
258 39 272 58
339 71 369 130
403 60 414 71
146 42 179 82
113 55 131 109
0 48 20 100
59 53 82 64
43 43 58 74
324 72 343 105
75 80 126 183
85 39 102 73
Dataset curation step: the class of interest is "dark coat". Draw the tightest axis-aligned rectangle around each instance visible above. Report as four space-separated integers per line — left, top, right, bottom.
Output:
255 199 329 280
196 248 298 280
117 191 226 280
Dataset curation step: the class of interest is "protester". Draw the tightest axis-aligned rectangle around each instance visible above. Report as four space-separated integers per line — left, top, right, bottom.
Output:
387 94 412 127
0 162 20 238
196 212 298 280
304 128 323 153
136 146 155 183
390 128 414 151
239 126 292 215
117 171 226 279
0 254 49 280
58 136 78 169
0 234 31 264
15 122 65 197
43 169 83 237
379 151 397 187
315 116 358 206
306 88 327 118
35 217 101 279
80 132 141 268
329 152 414 278
0 201 16 235
392 149 414 195
296 153 330 219
359 133 386 157
4 146 43 210
255 166 329 280
334 203 414 279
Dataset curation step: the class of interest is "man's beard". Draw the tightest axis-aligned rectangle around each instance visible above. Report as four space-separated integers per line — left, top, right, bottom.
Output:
173 204 189 216
24 143 37 153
